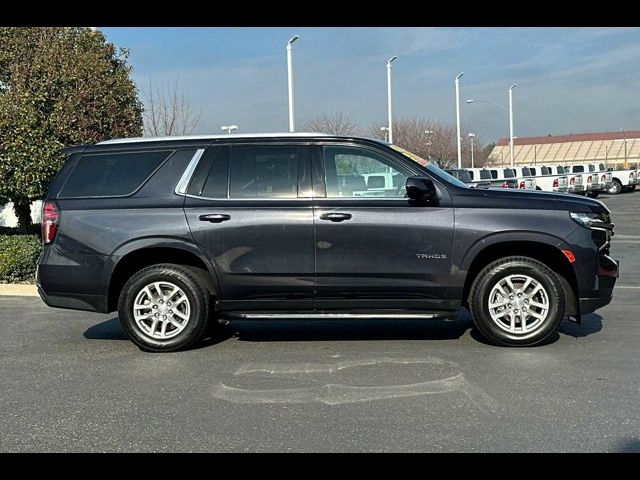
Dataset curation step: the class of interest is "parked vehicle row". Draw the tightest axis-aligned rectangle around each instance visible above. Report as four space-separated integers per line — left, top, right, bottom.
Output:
449 162 637 196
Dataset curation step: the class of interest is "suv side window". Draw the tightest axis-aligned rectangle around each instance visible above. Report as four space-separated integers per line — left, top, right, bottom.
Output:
322 146 411 198
229 145 302 199
187 146 230 198
60 150 173 198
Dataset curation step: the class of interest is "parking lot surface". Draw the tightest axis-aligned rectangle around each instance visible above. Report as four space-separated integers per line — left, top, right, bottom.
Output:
1 192 640 452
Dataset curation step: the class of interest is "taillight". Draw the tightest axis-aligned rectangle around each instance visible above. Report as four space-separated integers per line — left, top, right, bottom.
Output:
602 174 606 181
570 176 575 185
553 178 559 188
41 201 59 245
502 181 509 188
587 175 592 183
519 181 525 189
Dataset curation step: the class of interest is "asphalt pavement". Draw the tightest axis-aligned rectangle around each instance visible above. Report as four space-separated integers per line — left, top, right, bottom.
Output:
1 192 639 452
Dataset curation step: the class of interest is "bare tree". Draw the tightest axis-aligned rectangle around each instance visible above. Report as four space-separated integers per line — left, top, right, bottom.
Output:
366 116 485 169
303 112 356 136
142 78 201 136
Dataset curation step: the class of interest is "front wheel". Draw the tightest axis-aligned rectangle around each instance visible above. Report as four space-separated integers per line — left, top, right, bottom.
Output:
118 263 211 352
468 256 565 346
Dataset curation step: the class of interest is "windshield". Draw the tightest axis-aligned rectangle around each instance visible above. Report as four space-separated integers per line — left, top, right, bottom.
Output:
389 144 468 188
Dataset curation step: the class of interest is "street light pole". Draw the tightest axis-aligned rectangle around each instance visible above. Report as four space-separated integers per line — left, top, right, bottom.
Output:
286 35 299 133
380 126 390 142
387 56 397 144
468 133 476 168
455 73 464 169
509 84 518 167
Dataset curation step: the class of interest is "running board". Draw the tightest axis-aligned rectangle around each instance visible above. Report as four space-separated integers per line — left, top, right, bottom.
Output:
221 312 457 321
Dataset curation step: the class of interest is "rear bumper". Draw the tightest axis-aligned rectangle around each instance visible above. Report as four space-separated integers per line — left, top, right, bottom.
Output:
568 185 584 193
37 285 107 313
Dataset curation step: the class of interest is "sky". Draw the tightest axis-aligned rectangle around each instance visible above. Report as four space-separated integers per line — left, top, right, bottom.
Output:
99 27 640 145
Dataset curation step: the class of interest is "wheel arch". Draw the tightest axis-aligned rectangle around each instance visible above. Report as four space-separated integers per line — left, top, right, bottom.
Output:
460 236 579 316
107 239 221 312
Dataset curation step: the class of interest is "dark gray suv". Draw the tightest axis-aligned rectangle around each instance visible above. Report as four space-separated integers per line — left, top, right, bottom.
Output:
37 133 619 351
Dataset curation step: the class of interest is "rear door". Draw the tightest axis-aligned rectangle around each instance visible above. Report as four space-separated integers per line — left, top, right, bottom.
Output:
311 143 455 311
183 142 314 311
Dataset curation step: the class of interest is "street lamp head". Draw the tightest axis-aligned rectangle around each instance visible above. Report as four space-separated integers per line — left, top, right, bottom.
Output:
288 35 300 45
509 83 518 91
387 55 397 65
425 130 433 135
468 133 476 138
466 99 474 104
380 126 389 131
456 72 464 80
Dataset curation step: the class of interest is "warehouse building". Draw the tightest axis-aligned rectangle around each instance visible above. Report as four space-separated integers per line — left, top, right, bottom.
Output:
488 130 640 169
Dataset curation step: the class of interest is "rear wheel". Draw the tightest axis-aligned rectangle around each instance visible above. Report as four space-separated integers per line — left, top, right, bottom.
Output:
469 256 565 347
587 191 600 198
608 179 622 194
118 263 211 352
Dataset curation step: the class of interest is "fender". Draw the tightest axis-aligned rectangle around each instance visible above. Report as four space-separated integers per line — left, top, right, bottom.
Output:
457 230 572 274
105 236 222 295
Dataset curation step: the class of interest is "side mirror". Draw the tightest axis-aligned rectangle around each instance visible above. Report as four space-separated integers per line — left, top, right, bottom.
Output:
405 176 438 205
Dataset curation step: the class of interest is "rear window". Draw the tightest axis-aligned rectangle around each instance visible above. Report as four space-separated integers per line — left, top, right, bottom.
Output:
556 166 565 174
466 170 475 180
529 167 538 176
573 165 584 173
489 169 498 179
503 169 515 178
480 170 492 180
521 167 532 176
60 150 172 198
599 163 606 171
541 167 551 175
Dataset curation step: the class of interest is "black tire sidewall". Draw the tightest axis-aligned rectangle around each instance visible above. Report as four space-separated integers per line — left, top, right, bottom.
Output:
118 265 208 352
470 259 564 346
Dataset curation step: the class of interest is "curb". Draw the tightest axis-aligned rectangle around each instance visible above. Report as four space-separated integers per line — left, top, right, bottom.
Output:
0 284 39 297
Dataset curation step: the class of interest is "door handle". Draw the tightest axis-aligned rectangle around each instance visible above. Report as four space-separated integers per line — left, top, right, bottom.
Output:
320 212 352 222
199 213 231 223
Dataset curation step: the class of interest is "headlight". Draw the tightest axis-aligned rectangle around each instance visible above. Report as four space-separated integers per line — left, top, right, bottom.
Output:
570 211 611 229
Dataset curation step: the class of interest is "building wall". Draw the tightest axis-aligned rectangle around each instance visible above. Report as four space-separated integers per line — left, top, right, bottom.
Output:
488 137 640 168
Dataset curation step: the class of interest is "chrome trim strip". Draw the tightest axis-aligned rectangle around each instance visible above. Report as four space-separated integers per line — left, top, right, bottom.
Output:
225 313 456 320
175 149 205 195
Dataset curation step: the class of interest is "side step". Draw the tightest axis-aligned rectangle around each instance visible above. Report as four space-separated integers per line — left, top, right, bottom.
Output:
221 311 458 321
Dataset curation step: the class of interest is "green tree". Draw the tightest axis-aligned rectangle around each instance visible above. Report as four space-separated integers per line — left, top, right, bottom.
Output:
0 27 143 232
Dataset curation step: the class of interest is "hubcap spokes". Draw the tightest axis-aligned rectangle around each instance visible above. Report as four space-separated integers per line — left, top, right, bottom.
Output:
487 274 549 335
133 281 190 340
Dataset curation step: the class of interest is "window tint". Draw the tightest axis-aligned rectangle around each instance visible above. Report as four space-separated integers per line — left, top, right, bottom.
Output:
323 146 411 198
60 150 171 198
467 170 475 180
187 146 230 198
503 169 515 178
541 167 550 175
556 166 565 174
489 170 498 179
529 167 538 176
480 170 492 180
457 170 472 183
573 165 584 173
229 145 300 199
599 164 606 171
522 167 531 176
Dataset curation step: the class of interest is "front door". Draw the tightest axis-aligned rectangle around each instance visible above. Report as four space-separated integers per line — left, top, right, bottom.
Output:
184 143 314 311
312 144 455 311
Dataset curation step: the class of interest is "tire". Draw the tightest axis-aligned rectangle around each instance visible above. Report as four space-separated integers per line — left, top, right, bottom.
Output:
587 191 600 198
468 256 565 347
608 179 622 194
118 263 211 352
535 186 542 191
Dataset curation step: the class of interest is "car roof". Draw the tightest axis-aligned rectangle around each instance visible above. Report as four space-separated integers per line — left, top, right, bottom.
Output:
96 132 369 146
